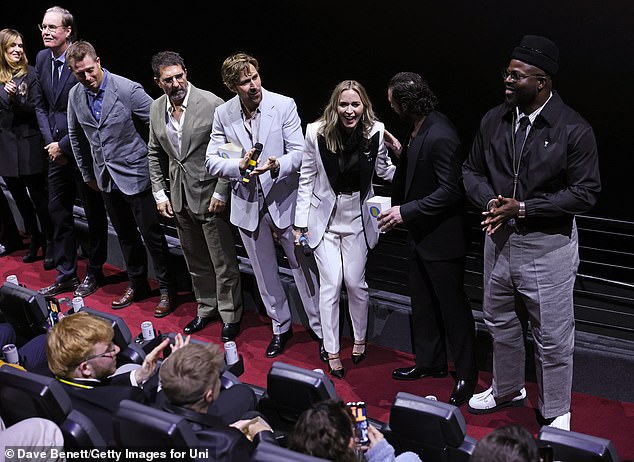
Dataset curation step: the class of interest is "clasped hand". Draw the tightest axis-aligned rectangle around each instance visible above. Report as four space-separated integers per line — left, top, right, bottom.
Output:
481 195 520 235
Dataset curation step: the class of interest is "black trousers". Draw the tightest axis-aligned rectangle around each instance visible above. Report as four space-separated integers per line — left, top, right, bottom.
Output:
47 161 108 282
0 187 22 249
409 252 477 380
2 173 50 241
101 188 174 293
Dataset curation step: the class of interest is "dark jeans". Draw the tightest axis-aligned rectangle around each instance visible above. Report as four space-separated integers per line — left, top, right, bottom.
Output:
101 188 174 293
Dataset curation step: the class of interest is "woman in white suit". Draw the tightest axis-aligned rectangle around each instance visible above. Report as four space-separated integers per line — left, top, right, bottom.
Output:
294 80 395 378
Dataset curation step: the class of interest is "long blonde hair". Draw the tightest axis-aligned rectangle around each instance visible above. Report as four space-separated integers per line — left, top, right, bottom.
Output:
318 80 377 153
0 29 28 84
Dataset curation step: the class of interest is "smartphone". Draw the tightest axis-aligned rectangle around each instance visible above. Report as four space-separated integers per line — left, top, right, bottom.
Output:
538 445 554 462
347 401 370 446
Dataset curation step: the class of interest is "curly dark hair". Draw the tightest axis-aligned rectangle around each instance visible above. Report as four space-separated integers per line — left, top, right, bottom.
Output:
287 399 358 462
388 71 438 116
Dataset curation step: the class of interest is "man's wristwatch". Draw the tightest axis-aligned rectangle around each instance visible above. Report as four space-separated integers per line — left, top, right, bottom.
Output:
518 201 526 219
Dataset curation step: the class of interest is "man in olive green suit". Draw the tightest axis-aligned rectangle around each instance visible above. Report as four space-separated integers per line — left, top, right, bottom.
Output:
148 51 243 340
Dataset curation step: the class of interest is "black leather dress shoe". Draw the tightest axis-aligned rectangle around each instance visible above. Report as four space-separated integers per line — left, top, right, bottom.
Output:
449 379 477 406
265 329 293 358
183 316 213 334
43 241 54 270
22 237 43 263
73 273 100 298
319 339 328 362
221 322 241 341
392 365 448 381
38 276 80 297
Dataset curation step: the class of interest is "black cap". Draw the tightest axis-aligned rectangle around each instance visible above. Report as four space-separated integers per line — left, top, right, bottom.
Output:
511 35 559 76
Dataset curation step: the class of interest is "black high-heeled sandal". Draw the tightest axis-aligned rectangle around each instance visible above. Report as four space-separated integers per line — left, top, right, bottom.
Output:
22 235 43 263
328 353 345 379
351 340 367 365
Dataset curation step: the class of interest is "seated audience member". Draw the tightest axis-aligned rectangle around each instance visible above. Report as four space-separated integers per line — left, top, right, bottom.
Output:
287 399 421 462
0 416 64 462
470 424 539 462
0 322 47 370
159 343 276 460
46 311 185 442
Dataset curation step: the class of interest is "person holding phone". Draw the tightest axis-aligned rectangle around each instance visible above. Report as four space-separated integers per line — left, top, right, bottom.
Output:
293 80 395 378
288 399 421 461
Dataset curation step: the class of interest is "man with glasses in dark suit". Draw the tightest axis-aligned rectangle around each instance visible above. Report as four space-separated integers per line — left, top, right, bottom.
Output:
34 6 108 299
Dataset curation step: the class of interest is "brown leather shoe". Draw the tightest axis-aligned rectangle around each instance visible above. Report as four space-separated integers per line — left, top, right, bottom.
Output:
112 287 135 309
154 294 172 318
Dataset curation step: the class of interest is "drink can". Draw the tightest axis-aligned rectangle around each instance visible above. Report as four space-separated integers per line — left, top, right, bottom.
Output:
5 275 18 285
71 296 84 312
141 321 155 341
2 344 19 364
224 341 239 365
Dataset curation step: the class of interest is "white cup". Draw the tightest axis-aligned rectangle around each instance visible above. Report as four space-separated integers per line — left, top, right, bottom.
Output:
71 296 84 312
2 344 19 364
5 275 19 285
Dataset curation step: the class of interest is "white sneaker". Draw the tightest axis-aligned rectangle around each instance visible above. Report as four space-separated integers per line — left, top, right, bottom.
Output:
548 412 571 431
467 386 527 414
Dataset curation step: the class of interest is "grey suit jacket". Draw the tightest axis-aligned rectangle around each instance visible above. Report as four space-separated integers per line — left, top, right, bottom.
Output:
67 71 153 195
294 121 395 249
148 83 228 215
205 88 304 232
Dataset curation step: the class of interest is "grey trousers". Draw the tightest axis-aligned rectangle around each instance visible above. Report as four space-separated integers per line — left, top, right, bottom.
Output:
483 220 579 419
174 205 243 323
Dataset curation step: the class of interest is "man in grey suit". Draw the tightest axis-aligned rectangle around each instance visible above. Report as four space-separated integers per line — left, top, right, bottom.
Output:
206 52 323 359
147 51 243 340
66 41 176 317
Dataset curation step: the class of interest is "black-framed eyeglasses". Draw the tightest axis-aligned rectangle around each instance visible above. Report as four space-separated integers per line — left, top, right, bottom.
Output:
38 23 66 33
159 73 186 85
502 69 547 82
75 343 117 366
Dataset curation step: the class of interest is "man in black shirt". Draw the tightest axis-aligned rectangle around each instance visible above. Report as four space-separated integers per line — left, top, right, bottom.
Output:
463 35 600 431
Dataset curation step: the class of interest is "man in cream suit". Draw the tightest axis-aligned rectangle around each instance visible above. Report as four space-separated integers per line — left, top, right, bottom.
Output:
66 41 176 316
148 51 243 340
206 52 322 358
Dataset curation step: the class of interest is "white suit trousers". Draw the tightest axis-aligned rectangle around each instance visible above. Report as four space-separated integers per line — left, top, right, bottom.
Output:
314 192 369 355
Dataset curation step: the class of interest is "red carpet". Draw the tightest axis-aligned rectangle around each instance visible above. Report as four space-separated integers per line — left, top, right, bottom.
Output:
2 249 634 460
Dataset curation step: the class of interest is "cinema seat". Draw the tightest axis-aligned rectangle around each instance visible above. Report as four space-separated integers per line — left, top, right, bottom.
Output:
113 399 198 450
381 391 476 462
257 362 338 436
537 425 620 462
0 365 106 449
251 441 331 461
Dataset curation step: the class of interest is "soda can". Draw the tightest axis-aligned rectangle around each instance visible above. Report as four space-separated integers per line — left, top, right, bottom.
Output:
141 321 155 341
71 296 84 313
224 341 239 365
5 275 19 285
2 344 19 364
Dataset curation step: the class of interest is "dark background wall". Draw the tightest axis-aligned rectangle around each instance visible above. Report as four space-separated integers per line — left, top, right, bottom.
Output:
5 1 632 220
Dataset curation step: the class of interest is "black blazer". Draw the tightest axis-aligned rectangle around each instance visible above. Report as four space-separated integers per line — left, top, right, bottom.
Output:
0 66 46 177
59 374 146 445
34 48 78 157
392 111 467 261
